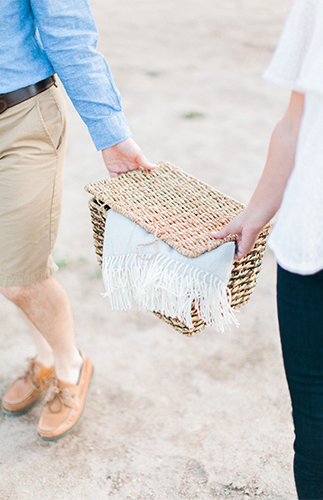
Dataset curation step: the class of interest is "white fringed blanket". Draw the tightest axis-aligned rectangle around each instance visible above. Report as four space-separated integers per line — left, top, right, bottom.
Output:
102 209 237 331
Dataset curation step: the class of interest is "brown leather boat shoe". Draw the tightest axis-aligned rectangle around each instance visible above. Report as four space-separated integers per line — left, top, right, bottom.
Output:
37 351 93 441
2 359 55 415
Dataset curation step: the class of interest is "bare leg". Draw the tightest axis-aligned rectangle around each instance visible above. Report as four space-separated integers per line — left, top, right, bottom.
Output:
0 276 82 384
18 310 55 369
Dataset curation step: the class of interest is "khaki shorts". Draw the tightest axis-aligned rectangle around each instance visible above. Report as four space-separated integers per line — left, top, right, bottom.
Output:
0 85 67 287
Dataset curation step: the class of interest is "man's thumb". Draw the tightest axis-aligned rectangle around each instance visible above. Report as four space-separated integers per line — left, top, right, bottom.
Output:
141 159 157 169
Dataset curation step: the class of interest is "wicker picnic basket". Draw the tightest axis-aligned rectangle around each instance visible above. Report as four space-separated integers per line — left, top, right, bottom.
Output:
85 162 271 336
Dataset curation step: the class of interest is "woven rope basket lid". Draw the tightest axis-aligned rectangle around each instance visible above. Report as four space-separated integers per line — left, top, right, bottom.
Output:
85 162 271 336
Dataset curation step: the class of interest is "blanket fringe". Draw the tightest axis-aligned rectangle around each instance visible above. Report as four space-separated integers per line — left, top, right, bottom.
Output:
102 254 238 331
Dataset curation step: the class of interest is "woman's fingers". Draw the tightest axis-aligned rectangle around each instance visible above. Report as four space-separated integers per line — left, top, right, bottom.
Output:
210 218 241 240
210 214 261 260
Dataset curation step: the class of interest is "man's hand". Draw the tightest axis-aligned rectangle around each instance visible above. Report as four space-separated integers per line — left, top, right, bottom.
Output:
102 137 156 177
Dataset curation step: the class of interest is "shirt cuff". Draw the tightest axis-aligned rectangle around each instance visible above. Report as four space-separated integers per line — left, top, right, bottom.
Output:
87 111 132 151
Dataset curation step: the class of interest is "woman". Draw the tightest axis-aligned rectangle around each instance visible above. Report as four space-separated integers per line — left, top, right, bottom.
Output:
212 1 323 498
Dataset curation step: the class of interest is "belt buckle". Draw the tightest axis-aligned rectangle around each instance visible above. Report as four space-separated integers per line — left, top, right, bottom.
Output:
0 98 8 115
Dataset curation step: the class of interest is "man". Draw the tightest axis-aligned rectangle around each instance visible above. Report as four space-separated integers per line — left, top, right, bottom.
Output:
0 0 155 441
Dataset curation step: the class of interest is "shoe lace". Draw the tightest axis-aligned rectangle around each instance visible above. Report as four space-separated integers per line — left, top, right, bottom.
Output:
45 380 72 413
18 358 42 390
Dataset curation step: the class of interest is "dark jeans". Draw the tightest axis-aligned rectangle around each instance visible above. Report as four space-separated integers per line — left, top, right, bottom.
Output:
277 265 323 500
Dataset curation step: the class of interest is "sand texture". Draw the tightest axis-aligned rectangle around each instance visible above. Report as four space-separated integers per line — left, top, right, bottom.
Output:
0 0 297 498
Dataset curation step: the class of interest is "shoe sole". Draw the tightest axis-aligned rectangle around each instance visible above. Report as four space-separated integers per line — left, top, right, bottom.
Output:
38 365 94 442
2 397 41 416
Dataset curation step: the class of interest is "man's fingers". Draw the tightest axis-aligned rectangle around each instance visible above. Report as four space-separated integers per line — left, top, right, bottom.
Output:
138 154 157 170
102 138 156 174
141 162 157 169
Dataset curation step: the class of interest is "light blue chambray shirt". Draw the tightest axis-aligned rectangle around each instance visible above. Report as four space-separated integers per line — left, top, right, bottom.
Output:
0 0 132 150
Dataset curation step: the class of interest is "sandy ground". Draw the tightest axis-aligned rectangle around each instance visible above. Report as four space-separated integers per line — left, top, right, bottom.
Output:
0 0 297 498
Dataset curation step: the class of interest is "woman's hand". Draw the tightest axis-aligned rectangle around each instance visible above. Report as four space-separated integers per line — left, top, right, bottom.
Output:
211 91 304 260
211 211 264 260
102 137 156 177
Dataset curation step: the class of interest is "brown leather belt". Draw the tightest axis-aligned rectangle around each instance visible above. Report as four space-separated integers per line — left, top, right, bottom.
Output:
0 75 56 115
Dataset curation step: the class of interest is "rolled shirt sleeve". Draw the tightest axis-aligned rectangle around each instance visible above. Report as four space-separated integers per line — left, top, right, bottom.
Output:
30 0 132 150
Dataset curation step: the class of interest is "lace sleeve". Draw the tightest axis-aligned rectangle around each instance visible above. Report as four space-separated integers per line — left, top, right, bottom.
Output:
263 0 321 94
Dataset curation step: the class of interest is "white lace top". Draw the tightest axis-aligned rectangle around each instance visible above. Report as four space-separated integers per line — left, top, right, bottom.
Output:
263 0 323 275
